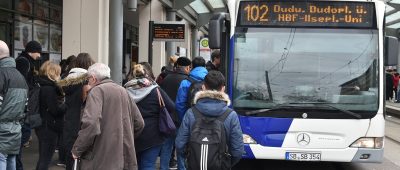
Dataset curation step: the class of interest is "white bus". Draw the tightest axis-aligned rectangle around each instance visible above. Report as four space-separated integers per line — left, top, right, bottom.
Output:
208 0 397 162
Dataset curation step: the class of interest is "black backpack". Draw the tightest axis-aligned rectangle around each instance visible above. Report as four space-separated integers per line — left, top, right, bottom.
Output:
186 77 204 107
185 107 232 170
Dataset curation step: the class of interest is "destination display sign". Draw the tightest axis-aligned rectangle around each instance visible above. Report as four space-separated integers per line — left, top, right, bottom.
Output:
153 22 185 41
238 1 375 28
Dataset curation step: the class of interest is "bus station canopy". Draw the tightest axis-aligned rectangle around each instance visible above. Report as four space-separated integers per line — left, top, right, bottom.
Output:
159 0 228 34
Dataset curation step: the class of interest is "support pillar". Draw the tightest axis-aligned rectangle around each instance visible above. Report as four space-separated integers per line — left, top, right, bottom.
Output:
166 10 176 62
191 27 199 58
109 0 123 84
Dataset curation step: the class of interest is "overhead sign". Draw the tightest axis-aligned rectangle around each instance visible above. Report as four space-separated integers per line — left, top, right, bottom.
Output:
152 22 185 41
238 1 375 28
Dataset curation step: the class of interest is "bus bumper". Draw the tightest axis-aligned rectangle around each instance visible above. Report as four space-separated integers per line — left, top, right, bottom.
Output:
242 144 383 162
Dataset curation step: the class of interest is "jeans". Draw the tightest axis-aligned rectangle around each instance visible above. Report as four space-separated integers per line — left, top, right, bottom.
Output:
177 150 186 170
160 137 175 170
16 123 31 170
137 145 163 170
0 153 16 170
35 127 58 170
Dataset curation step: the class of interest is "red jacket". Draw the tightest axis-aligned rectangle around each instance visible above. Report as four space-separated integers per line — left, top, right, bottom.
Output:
393 75 399 88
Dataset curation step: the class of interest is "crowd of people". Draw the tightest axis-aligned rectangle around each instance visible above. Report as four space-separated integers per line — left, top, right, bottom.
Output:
0 39 244 170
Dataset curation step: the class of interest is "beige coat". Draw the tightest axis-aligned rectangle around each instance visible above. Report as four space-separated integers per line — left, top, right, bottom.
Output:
72 79 144 170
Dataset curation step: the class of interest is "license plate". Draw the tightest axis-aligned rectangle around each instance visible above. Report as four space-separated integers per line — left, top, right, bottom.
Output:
285 152 321 161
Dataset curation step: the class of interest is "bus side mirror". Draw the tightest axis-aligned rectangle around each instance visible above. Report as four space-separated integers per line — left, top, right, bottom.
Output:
209 13 229 49
385 36 399 66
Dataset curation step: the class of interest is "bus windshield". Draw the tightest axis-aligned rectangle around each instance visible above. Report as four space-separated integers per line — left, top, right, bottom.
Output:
233 28 379 115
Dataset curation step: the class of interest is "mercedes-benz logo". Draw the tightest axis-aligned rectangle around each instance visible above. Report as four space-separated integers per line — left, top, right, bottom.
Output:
297 133 311 146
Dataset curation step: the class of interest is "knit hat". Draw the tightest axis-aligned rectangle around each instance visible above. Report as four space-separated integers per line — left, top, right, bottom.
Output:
25 41 42 53
176 57 191 66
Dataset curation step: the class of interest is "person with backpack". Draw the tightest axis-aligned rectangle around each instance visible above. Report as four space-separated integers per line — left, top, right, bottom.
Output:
15 40 42 170
175 57 208 170
175 57 208 122
175 71 244 170
0 40 28 170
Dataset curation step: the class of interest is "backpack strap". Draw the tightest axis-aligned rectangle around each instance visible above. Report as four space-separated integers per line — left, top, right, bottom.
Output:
186 76 200 83
191 106 204 120
218 108 233 122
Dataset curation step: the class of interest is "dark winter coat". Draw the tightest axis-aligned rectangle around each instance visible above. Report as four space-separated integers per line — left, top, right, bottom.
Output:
160 69 188 124
38 76 65 132
16 52 37 90
175 90 244 166
126 80 175 153
72 79 144 170
206 61 218 71
57 74 87 149
0 57 28 155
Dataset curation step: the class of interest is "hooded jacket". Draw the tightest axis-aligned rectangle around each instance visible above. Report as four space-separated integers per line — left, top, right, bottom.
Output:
0 57 28 154
57 71 87 150
175 67 208 122
175 90 244 166
125 78 175 152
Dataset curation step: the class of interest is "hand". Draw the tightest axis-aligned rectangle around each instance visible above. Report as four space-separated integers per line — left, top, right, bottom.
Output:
72 153 79 159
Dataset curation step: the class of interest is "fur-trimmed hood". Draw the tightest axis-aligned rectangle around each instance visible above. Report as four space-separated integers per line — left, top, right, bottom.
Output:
194 90 231 106
192 90 231 117
58 73 88 88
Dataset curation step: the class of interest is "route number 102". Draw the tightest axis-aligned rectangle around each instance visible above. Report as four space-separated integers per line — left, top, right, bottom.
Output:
244 4 269 22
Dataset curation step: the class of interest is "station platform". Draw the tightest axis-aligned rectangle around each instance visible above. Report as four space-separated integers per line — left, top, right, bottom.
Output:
386 101 400 117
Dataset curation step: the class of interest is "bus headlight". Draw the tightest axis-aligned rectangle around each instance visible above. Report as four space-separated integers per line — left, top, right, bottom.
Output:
350 137 383 149
243 134 257 144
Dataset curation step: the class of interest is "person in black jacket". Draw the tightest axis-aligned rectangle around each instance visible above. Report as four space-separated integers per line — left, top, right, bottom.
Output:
206 50 221 71
15 40 42 170
57 53 93 170
159 57 191 169
125 64 175 170
35 61 65 170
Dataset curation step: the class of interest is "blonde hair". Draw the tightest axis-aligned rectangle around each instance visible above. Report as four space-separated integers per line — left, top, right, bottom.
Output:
39 61 61 81
134 64 146 78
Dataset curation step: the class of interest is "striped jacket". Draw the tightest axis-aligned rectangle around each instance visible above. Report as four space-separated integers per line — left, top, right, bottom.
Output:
0 57 28 154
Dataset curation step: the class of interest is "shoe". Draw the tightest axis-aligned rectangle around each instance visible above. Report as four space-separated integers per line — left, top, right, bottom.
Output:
56 162 66 167
169 159 177 169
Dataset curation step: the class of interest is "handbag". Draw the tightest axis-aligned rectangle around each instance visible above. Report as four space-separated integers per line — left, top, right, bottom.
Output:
156 88 176 136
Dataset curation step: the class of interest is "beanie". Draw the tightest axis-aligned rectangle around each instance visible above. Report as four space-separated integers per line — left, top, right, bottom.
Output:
25 41 42 53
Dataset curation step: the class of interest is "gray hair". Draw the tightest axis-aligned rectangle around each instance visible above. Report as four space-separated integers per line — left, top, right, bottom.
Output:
87 63 110 80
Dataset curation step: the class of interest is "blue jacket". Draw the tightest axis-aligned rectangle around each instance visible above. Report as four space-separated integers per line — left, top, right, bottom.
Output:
175 67 208 122
175 90 244 165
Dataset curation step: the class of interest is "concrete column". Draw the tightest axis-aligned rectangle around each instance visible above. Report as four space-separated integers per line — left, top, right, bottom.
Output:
191 27 199 58
63 0 109 64
165 10 176 63
109 0 123 84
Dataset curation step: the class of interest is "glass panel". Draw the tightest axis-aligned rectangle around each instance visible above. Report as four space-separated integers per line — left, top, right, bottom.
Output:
207 0 225 9
14 20 32 50
189 0 210 14
233 28 379 113
0 0 12 9
34 1 49 19
50 24 62 53
15 0 32 14
33 23 49 52
386 11 400 23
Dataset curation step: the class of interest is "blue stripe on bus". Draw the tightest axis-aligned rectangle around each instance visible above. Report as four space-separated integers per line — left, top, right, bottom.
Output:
228 37 235 102
243 144 256 159
239 115 293 147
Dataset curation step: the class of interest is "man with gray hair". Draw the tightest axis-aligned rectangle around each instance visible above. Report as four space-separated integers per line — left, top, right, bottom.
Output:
72 63 145 170
0 40 28 170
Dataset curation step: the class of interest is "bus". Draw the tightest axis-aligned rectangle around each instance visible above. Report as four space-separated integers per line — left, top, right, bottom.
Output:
208 0 398 162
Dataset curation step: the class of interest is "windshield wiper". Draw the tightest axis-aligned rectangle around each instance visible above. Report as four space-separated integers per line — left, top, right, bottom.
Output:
288 102 362 119
244 104 299 115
